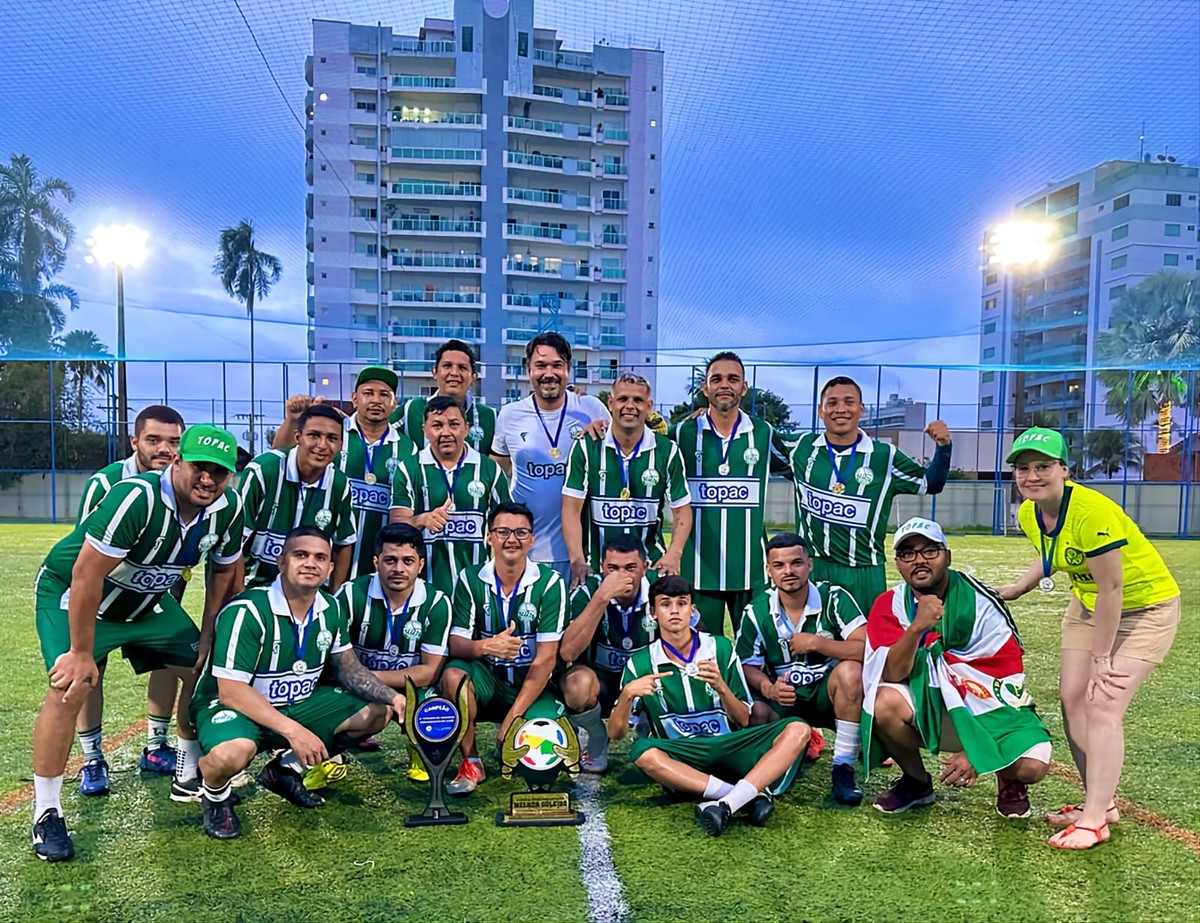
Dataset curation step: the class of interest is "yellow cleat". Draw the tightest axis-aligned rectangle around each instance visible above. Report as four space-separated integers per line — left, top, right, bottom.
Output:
302 755 348 791
406 743 429 783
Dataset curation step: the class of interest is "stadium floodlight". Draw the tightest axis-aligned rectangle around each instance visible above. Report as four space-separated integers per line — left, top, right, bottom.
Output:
85 224 150 447
985 219 1056 268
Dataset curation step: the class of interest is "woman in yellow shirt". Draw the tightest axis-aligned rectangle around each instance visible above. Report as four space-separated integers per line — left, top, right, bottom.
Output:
998 428 1180 850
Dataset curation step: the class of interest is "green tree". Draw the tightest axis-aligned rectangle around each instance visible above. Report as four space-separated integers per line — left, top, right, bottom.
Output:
1083 429 1144 479
0 154 78 350
57 329 111 429
213 220 282 454
1096 271 1199 454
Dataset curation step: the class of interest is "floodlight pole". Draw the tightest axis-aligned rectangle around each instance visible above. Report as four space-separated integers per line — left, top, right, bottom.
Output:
116 265 130 448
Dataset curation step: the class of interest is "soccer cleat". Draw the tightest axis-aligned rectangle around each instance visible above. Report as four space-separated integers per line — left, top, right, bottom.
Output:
996 775 1032 819
873 774 936 814
139 743 178 775
171 776 241 806
356 735 382 752
695 801 733 837
32 809 75 862
805 727 825 763
745 793 775 827
446 759 486 796
831 763 864 806
201 796 242 840
302 756 348 791
258 756 325 808
406 743 430 783
78 757 110 796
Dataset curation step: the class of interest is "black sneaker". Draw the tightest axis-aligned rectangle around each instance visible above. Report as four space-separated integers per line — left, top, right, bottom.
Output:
873 774 936 814
32 809 75 862
695 801 733 837
832 763 864 806
201 796 242 840
745 793 775 827
258 757 325 808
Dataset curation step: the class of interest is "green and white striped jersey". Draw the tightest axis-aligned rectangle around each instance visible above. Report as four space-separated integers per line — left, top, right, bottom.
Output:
39 471 243 622
195 579 351 707
391 394 497 456
671 412 789 593
333 573 451 673
734 583 865 700
563 427 690 569
567 572 657 675
76 455 140 523
389 446 511 596
335 414 417 581
619 633 752 739
238 448 358 587
450 559 566 686
789 431 927 568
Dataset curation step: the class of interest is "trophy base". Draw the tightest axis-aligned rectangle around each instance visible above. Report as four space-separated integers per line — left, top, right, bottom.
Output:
495 791 585 827
405 808 469 828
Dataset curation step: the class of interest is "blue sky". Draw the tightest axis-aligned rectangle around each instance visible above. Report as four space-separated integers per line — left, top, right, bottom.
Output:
1 0 1197 429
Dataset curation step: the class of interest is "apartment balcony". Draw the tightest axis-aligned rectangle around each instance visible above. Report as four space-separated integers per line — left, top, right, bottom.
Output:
390 147 484 165
391 252 485 273
1022 282 1090 311
505 115 592 141
393 359 436 375
598 92 629 108
1020 343 1087 364
600 300 626 317
504 222 591 245
390 109 484 127
390 181 483 201
1018 310 1088 334
527 83 594 106
389 217 484 237
504 187 592 211
599 198 628 213
598 333 626 348
503 258 589 279
391 289 483 307
602 163 629 178
503 328 538 345
600 230 628 247
597 365 620 381
391 324 485 342
390 75 485 94
600 266 626 280
532 48 594 72
1023 392 1084 412
505 150 570 175
504 363 525 378
599 128 629 144
505 293 594 314
1023 370 1084 387
391 39 455 56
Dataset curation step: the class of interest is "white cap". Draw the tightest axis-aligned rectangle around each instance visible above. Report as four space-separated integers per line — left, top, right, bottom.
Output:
893 517 947 550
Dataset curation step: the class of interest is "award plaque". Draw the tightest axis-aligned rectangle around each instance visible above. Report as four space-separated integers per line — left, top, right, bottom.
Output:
403 678 470 827
495 715 585 827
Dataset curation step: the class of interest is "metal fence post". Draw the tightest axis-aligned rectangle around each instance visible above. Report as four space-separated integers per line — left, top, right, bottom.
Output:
48 360 58 524
932 367 943 522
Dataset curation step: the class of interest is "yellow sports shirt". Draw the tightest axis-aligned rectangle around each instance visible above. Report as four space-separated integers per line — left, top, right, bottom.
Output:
1018 482 1179 611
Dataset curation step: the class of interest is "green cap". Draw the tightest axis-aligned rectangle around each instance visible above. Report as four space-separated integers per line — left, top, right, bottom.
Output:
1006 427 1068 465
356 365 398 393
179 425 239 473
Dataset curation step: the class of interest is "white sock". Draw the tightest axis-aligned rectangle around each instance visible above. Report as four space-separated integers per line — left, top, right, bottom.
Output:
78 726 103 760
703 775 734 800
175 737 201 782
719 779 760 814
571 704 608 756
203 781 232 803
278 749 305 773
146 714 172 748
34 775 64 823
833 719 860 766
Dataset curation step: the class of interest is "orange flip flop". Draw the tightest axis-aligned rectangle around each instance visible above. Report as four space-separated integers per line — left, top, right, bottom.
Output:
1049 822 1110 850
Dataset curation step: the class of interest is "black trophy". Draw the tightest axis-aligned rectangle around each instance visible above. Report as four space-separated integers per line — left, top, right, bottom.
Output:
403 677 469 827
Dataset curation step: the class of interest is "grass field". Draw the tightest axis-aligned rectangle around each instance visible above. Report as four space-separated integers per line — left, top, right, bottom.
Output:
0 525 1197 922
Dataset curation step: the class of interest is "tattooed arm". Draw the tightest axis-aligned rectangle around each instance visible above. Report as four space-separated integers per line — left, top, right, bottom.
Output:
331 649 407 712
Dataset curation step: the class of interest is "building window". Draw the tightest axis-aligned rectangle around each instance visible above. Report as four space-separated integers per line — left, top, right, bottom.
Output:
650 153 656 160
1166 193 1182 206
461 25 473 52
982 346 995 359
517 31 528 57
1110 284 1126 299
1110 254 1127 270
981 371 995 383
983 321 996 334
980 396 994 407
1113 193 1130 211
985 272 998 285
354 342 376 359
650 119 657 127
981 419 993 429
1112 224 1129 241
1165 223 1181 237
984 297 997 310
1164 253 1180 267
355 170 375 183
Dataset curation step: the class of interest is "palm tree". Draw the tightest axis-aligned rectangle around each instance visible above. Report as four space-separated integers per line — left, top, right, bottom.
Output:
1096 271 1199 454
0 154 78 350
57 329 111 428
213 221 282 454
1083 429 1143 479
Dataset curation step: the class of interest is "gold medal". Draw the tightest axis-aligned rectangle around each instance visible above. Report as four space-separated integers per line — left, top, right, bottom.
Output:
364 471 377 485
619 488 631 500
549 448 561 458
831 482 845 495
182 566 193 582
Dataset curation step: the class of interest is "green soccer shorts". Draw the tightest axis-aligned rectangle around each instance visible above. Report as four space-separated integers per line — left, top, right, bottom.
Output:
757 676 835 727
809 559 885 617
629 718 808 795
35 572 198 674
692 587 759 637
446 658 563 722
193 685 371 754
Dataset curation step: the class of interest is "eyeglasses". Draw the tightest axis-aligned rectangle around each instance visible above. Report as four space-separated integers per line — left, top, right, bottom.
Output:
895 546 943 563
1013 462 1060 478
491 527 533 541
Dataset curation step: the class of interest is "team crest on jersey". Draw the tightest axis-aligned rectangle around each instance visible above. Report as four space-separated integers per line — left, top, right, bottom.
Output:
316 630 333 654
743 447 761 466
641 469 661 489
198 534 219 554
642 613 657 633
993 675 1032 708
1064 547 1084 566
272 640 281 655
517 602 538 631
402 619 423 642
315 509 333 529
386 456 400 473
469 424 485 444
569 423 584 440
467 479 486 500
855 467 875 486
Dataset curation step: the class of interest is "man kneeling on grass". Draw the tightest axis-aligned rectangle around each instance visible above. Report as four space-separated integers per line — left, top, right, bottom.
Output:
610 576 810 837
192 527 407 840
862 518 1051 818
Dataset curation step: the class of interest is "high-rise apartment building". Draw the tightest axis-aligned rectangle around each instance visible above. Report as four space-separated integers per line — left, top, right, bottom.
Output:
977 159 1199 432
304 0 663 405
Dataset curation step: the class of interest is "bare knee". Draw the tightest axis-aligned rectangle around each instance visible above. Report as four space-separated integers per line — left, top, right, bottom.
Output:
442 669 472 701
829 661 864 707
634 747 667 773
361 702 391 734
563 669 599 712
780 721 811 753
205 739 256 776
1012 758 1048 784
874 686 912 725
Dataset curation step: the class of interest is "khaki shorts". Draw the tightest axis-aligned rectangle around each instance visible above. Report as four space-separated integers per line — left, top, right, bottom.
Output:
1062 596 1180 664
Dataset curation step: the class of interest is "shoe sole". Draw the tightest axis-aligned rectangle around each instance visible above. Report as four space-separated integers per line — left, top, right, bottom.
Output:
997 804 1032 819
873 793 937 814
34 849 75 862
694 808 728 837
834 793 865 807
78 787 110 797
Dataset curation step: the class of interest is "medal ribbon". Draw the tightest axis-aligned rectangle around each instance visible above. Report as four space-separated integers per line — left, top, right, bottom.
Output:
825 437 860 491
661 631 699 665
1038 532 1058 581
438 449 467 502
533 399 567 456
608 589 642 641
356 421 388 478
292 601 318 664
386 591 413 652
705 412 741 473
179 507 207 567
617 432 645 496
